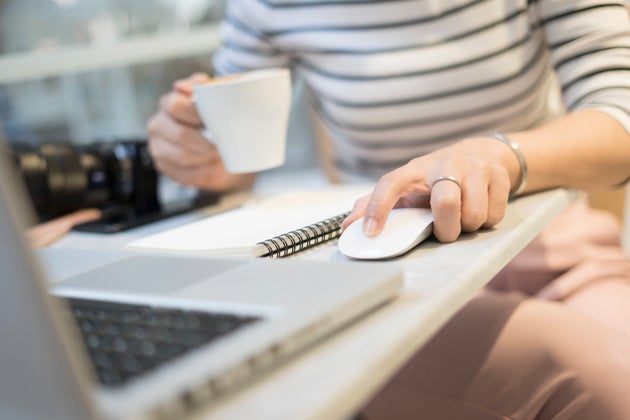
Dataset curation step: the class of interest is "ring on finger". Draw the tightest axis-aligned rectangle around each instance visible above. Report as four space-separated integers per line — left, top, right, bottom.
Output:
431 175 462 190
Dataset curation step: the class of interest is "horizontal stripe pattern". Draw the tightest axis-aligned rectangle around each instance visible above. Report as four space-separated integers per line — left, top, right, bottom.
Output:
213 0 630 178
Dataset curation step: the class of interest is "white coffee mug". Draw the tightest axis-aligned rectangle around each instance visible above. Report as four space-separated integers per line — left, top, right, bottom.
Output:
193 68 291 174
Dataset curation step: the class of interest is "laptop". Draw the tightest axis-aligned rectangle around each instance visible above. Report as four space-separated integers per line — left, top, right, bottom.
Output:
0 143 403 420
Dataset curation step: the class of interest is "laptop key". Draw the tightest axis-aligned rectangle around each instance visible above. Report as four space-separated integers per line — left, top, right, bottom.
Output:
63 297 261 387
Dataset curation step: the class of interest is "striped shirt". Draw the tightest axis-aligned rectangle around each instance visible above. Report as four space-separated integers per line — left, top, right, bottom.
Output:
212 0 630 177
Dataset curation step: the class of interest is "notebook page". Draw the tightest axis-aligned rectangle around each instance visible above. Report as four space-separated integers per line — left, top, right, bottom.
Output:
126 185 372 254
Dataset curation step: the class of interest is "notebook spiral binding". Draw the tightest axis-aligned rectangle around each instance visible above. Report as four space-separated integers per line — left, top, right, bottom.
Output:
257 211 351 258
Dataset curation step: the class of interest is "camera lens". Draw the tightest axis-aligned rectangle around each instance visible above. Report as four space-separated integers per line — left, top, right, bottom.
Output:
10 140 157 219
11 143 49 212
13 143 92 217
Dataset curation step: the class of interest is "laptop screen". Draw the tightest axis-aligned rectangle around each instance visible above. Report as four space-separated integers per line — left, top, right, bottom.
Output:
0 140 98 419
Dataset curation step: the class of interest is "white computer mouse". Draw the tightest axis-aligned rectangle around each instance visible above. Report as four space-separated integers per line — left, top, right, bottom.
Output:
338 208 434 260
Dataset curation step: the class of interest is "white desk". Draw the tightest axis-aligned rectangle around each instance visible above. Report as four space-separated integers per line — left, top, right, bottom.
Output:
42 172 576 420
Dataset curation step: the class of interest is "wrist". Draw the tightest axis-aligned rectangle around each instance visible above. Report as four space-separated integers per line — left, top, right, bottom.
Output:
455 136 526 194
485 132 528 196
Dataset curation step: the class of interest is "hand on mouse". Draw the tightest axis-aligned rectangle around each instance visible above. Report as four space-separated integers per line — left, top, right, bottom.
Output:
147 72 256 193
342 136 522 243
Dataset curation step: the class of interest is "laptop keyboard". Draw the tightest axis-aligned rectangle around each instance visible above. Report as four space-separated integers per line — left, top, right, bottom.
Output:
65 297 261 387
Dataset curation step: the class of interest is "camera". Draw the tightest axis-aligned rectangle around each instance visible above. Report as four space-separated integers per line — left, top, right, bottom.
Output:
8 139 218 232
10 139 159 219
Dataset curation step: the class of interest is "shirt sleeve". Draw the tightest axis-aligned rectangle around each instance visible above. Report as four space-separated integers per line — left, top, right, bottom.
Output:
212 0 292 76
537 0 630 133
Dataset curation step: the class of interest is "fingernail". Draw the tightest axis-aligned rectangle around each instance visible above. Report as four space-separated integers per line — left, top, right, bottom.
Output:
363 218 379 236
340 217 349 233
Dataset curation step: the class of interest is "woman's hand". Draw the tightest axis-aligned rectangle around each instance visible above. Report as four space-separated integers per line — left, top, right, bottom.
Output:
147 72 256 192
342 137 521 243
27 209 102 248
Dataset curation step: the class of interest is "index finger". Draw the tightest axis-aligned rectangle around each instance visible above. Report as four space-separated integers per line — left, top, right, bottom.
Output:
341 194 371 231
165 73 212 126
173 72 212 95
160 91 203 127
362 165 424 236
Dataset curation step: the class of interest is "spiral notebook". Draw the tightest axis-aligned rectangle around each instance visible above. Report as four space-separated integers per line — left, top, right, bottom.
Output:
126 185 372 258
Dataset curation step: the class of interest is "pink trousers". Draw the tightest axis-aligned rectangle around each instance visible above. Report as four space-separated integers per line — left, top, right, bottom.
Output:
364 198 630 419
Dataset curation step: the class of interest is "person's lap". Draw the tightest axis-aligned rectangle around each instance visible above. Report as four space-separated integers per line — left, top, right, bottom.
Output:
363 200 630 419
565 278 630 337
363 289 630 420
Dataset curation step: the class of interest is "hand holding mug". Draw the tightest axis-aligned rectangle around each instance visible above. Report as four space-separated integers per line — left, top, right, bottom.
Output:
146 73 256 192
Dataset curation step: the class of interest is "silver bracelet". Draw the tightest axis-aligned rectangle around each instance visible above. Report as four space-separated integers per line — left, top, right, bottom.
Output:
487 132 528 197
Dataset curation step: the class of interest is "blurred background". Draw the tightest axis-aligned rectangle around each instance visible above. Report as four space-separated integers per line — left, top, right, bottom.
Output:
0 0 226 144
0 0 317 225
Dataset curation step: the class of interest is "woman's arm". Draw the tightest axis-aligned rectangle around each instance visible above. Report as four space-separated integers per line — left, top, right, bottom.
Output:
511 110 630 192
343 112 630 243
344 1 630 242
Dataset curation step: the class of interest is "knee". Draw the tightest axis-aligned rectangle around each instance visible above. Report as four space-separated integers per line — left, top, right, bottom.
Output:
572 332 630 390
527 304 630 418
362 296 630 420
